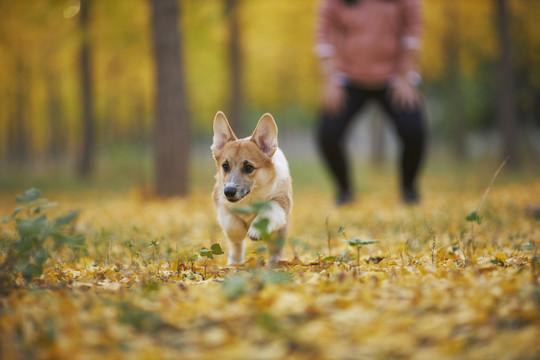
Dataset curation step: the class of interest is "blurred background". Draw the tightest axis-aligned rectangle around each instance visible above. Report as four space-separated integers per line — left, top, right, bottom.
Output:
0 0 539 196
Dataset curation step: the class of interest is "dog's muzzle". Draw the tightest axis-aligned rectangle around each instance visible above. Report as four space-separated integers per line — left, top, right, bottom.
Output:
224 186 238 202
224 186 249 203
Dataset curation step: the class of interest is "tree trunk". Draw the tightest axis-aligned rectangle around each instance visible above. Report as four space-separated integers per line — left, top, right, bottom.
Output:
151 0 190 196
225 0 243 133
13 54 29 164
445 1 466 159
77 0 95 177
47 71 65 160
513 2 537 160
494 0 518 167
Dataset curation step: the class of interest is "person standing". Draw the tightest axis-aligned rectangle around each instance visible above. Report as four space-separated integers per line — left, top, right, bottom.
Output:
315 0 426 205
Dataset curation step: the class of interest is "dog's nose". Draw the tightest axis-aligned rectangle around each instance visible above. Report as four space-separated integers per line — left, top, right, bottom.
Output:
224 186 237 199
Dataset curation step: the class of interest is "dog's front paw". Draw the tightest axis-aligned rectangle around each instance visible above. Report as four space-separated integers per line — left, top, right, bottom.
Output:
248 217 271 241
247 227 261 241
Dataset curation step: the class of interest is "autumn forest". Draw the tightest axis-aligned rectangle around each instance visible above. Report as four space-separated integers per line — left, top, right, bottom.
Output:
1 0 540 359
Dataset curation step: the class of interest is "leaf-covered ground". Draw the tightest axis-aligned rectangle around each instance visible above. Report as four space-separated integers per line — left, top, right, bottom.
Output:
1 167 539 359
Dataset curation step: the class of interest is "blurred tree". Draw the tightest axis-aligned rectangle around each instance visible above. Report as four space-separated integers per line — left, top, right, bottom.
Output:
494 0 518 167
91 0 152 148
77 0 95 176
12 55 29 164
0 1 31 165
151 0 190 196
46 66 66 160
0 0 538 165
512 0 540 159
444 1 466 159
225 0 244 133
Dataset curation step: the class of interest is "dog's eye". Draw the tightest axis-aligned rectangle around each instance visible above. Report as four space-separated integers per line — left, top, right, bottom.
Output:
243 163 255 174
222 163 230 173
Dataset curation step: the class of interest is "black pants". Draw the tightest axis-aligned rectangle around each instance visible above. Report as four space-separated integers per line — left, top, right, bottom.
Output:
317 84 426 197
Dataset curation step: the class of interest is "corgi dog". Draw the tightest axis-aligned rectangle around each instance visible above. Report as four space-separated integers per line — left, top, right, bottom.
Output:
211 111 293 266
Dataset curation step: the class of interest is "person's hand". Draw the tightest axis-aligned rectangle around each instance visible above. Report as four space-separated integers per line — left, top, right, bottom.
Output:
324 80 346 115
391 76 421 110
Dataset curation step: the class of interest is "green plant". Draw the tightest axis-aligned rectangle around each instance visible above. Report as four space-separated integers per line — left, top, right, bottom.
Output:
335 250 355 265
148 239 160 262
312 252 335 271
148 239 161 274
343 238 379 267
465 158 508 261
126 240 141 266
199 243 224 279
0 188 84 291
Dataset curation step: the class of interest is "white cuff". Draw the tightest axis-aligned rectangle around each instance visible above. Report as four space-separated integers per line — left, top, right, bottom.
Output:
315 43 335 58
332 72 347 86
402 36 421 50
389 71 422 87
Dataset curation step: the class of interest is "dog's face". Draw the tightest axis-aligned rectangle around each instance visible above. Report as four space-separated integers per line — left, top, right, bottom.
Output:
212 112 278 203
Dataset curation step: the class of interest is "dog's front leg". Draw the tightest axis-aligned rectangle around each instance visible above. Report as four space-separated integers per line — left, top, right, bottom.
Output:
267 226 288 266
247 201 287 241
218 208 248 265
227 241 245 265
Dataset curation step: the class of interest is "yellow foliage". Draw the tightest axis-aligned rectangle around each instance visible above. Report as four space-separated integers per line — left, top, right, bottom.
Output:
0 172 539 358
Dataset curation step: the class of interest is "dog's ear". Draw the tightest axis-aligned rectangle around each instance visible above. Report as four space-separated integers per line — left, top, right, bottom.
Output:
212 111 237 152
250 113 278 157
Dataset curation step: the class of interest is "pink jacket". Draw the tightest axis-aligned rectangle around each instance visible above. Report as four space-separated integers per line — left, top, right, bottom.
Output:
316 0 422 85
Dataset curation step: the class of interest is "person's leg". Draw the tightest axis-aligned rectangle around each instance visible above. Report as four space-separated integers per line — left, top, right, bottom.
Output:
317 86 367 204
378 88 426 203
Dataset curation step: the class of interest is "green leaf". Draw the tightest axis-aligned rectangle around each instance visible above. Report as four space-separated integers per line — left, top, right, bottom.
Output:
1 207 25 222
148 240 160 249
53 210 80 228
343 238 379 247
21 262 43 283
52 233 85 249
252 218 270 238
465 210 483 224
254 246 267 254
322 256 336 262
231 201 271 215
222 274 249 299
465 210 477 222
211 243 224 255
199 248 214 259
231 206 257 214
16 188 41 203
250 201 271 213
254 269 291 285
16 215 49 239
13 236 38 254
34 248 49 266
34 201 58 214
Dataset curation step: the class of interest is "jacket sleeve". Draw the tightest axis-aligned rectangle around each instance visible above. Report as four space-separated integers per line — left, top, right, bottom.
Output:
315 0 338 58
400 0 423 50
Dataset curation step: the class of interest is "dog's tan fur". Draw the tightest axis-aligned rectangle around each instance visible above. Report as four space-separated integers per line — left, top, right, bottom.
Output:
211 111 292 265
